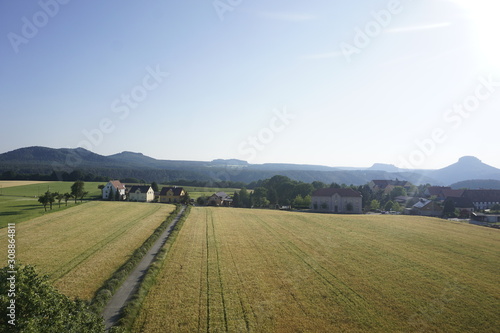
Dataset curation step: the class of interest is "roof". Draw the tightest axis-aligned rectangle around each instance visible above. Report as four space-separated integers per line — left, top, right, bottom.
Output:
159 186 184 196
412 199 432 209
462 189 500 202
129 185 152 193
109 180 125 190
312 188 362 198
427 186 464 198
215 192 229 198
445 196 474 208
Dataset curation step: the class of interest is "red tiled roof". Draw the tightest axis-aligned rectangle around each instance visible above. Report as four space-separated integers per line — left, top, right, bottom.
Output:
109 180 125 190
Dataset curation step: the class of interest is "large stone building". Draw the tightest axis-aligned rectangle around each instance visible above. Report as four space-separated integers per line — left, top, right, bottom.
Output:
311 188 363 214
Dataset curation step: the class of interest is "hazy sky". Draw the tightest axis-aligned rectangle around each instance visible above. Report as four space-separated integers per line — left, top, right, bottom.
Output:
1 0 499 169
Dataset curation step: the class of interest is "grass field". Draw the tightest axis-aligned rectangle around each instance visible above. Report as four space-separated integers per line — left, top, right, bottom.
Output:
132 207 499 332
0 181 107 227
0 181 104 198
0 201 175 300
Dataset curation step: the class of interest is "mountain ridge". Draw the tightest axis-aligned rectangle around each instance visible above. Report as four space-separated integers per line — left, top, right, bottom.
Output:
1 146 499 186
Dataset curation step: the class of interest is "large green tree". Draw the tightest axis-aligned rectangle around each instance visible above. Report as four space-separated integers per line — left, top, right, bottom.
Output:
70 181 85 204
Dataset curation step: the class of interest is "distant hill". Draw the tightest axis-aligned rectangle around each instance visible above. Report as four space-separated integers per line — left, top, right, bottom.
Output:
0 147 498 186
426 156 500 185
450 179 500 190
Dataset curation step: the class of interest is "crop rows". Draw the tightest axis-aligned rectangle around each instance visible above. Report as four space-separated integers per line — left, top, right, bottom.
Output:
132 207 499 332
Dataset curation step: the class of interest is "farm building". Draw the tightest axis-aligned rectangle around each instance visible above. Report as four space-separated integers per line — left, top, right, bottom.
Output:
102 180 126 200
311 188 362 214
159 186 185 203
207 192 233 206
128 185 155 202
462 189 500 210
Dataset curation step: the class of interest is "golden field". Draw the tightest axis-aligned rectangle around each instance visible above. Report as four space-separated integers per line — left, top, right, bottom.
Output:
132 207 499 333
0 201 175 299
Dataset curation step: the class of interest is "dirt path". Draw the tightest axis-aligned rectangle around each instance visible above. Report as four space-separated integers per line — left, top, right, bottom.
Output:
101 205 186 330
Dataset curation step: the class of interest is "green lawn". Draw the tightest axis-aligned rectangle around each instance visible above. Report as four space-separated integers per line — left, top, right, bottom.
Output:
0 181 105 228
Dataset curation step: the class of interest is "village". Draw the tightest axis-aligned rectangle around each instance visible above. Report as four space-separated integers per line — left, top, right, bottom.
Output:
101 178 500 226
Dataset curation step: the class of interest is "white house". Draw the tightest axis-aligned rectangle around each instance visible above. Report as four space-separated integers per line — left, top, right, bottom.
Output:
128 185 155 202
311 188 362 214
102 180 126 200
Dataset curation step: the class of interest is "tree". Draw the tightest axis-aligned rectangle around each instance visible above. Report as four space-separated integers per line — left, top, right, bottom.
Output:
181 191 191 204
114 189 120 201
98 184 105 196
55 192 64 208
312 181 327 190
79 191 89 203
384 200 394 211
370 200 380 211
0 264 105 332
232 192 240 207
197 195 208 206
63 193 72 206
239 188 251 208
392 202 403 213
38 193 50 212
252 187 268 207
390 186 407 200
151 182 159 192
443 198 456 217
71 181 85 204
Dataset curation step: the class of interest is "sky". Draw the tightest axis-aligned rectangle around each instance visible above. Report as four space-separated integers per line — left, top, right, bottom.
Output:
1 0 499 170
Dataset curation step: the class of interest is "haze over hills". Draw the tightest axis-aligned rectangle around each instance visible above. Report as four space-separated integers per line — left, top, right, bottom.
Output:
1 146 500 186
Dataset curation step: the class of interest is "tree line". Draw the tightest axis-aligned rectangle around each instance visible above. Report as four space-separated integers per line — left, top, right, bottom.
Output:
37 181 88 211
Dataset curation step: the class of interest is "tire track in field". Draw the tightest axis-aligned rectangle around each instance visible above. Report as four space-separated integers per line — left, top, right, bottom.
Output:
241 213 310 318
206 209 229 332
213 209 252 332
51 205 163 281
253 215 374 317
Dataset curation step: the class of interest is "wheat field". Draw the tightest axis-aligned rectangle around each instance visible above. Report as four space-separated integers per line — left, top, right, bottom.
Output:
131 207 499 333
0 201 175 299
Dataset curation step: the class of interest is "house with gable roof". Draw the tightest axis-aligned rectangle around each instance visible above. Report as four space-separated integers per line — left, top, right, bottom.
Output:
159 186 186 203
311 188 362 214
128 185 155 202
102 180 126 200
207 192 233 206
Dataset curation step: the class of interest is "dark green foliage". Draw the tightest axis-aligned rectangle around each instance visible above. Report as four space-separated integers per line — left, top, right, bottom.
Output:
0 265 104 332
150 182 159 192
443 198 456 217
70 181 85 204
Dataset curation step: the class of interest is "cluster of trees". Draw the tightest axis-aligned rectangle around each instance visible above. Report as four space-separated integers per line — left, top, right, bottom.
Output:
38 181 88 211
230 175 314 209
0 265 104 332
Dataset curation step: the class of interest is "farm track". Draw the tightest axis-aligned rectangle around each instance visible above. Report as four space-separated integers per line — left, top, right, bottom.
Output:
102 205 186 330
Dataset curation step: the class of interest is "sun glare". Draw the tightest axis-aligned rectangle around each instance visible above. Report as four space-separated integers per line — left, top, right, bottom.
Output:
451 0 500 71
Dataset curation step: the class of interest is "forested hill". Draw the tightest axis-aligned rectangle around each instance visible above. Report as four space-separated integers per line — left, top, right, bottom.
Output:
1 146 499 186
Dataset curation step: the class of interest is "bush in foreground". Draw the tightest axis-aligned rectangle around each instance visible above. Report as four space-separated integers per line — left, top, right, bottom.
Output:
0 265 104 332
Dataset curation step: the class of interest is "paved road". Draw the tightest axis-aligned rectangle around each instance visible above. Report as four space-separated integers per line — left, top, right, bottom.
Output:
102 205 186 330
